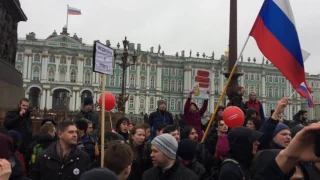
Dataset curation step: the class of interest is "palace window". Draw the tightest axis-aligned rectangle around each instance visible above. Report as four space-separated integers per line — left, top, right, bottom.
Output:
170 80 176 91
17 54 22 61
179 69 183 76
245 74 249 80
49 55 55 63
48 67 55 82
268 86 273 97
256 84 260 96
163 79 169 91
164 68 169 76
250 73 255 80
129 96 134 108
85 58 91 66
215 82 219 94
250 84 255 93
71 57 77 65
170 99 175 111
141 76 146 88
281 87 285 97
281 77 285 83
119 75 122 87
215 71 219 78
70 69 77 83
177 80 182 92
34 54 41 62
151 65 155 72
32 66 40 81
268 76 273 83
171 69 176 76
256 74 260 81
59 68 66 82
60 56 66 64
109 75 115 86
275 77 279 83
275 86 279 97
177 101 181 111
140 98 145 109
150 76 155 89
130 65 136 71
84 70 91 84
130 74 135 87
141 64 146 71
150 97 155 109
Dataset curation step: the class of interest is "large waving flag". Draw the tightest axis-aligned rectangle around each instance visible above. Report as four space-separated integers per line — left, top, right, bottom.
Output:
297 82 315 108
249 0 307 97
68 6 81 15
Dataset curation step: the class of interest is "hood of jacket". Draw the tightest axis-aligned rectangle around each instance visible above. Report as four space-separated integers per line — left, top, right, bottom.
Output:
228 126 263 166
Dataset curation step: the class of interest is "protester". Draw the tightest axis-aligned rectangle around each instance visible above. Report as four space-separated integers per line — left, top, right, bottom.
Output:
162 125 180 142
289 110 308 128
180 126 199 143
246 117 262 130
75 120 97 162
244 92 265 122
227 87 245 113
115 117 130 141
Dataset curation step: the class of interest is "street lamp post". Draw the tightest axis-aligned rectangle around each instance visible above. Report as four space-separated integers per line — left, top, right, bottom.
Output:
114 36 138 113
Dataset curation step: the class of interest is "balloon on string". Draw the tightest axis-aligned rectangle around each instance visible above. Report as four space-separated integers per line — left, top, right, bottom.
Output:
222 106 244 128
99 92 116 111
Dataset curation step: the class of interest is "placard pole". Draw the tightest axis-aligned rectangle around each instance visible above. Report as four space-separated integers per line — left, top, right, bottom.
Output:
100 74 106 167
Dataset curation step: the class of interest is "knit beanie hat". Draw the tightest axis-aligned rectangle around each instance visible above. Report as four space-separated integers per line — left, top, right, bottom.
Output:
151 134 178 159
177 139 196 161
0 133 13 159
41 117 57 127
79 168 118 180
273 123 290 138
157 100 167 107
83 97 94 106
216 134 229 157
8 130 21 143
75 120 88 131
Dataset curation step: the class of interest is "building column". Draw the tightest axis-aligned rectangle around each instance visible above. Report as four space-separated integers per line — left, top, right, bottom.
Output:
55 57 60 82
23 54 28 79
70 91 76 111
219 68 224 93
46 90 52 110
240 69 244 87
145 94 150 114
125 99 129 113
183 65 188 94
210 67 215 113
66 56 71 82
146 64 150 90
27 55 32 79
92 72 96 85
135 94 140 114
262 71 266 112
41 55 46 80
40 90 46 110
156 62 162 91
136 63 141 89
126 70 130 88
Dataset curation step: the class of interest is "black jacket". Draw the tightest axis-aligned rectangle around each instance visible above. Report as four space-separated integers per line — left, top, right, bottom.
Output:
9 154 31 180
228 92 245 113
186 158 207 180
4 110 32 154
142 162 199 180
75 110 100 138
31 142 90 180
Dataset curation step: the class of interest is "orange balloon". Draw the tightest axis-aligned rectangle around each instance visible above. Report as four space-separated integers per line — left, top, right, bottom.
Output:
222 106 245 128
99 92 116 111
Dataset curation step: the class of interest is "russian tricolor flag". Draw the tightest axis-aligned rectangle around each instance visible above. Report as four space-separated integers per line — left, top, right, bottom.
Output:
68 6 81 15
296 82 315 108
250 0 306 97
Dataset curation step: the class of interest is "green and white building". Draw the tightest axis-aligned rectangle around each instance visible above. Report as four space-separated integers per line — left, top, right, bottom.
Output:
15 27 320 120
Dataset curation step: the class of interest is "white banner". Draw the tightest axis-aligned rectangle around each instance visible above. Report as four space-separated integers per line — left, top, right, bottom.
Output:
93 42 114 75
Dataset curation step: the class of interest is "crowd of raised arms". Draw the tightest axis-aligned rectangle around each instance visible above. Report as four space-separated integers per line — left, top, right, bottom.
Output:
1 87 320 180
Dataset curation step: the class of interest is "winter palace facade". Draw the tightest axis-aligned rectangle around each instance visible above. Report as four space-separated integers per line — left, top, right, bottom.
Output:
15 28 320 120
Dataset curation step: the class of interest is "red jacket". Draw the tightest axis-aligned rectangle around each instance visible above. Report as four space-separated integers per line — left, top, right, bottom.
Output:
15 151 27 177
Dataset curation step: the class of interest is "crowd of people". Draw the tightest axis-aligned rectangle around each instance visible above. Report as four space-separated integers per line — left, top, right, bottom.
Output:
0 87 320 180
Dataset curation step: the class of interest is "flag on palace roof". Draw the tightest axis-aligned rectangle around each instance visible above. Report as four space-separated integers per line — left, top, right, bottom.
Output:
296 82 315 108
68 6 81 15
249 0 307 98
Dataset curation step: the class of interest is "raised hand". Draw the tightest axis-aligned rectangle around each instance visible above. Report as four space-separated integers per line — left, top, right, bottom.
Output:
0 159 12 180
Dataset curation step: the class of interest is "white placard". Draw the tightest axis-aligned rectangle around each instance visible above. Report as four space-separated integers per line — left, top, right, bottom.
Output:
93 42 114 75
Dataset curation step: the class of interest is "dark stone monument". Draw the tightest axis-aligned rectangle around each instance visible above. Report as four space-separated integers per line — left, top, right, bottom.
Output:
0 0 27 109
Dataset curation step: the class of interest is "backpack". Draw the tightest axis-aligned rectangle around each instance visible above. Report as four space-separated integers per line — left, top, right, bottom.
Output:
77 135 96 161
30 143 44 165
205 158 245 180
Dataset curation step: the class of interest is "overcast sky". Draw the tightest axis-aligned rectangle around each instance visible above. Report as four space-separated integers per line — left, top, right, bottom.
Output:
18 0 320 75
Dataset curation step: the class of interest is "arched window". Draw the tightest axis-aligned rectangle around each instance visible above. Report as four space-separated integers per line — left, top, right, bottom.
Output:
163 79 169 91
281 87 285 97
59 68 66 82
268 86 273 97
151 65 155 72
130 74 135 87
256 74 260 81
256 84 260 96
177 80 182 92
245 74 249 80
150 76 155 89
109 75 115 86
60 56 66 64
34 54 41 62
141 64 146 71
140 98 145 109
268 76 273 83
17 54 22 61
250 84 255 93
250 73 254 80
15 65 22 73
170 99 175 111
141 76 146 88
49 55 55 63
170 80 176 91
130 65 136 70
85 58 91 66
164 69 169 76
275 86 279 97
71 57 77 65
84 70 91 84
274 77 279 83
129 96 134 108
150 97 155 109
177 101 181 111
70 69 77 83
32 66 40 80
48 67 55 82
281 77 285 83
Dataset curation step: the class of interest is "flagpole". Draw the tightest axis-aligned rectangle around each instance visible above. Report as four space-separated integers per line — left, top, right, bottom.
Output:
201 35 250 143
66 5 69 28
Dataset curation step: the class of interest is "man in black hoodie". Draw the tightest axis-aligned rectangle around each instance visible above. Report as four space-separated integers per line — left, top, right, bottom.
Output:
289 110 308 129
227 87 246 113
148 100 174 139
219 126 263 180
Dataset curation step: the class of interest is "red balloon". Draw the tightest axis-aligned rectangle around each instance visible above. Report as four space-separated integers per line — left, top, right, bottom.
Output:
99 92 116 111
222 106 244 128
